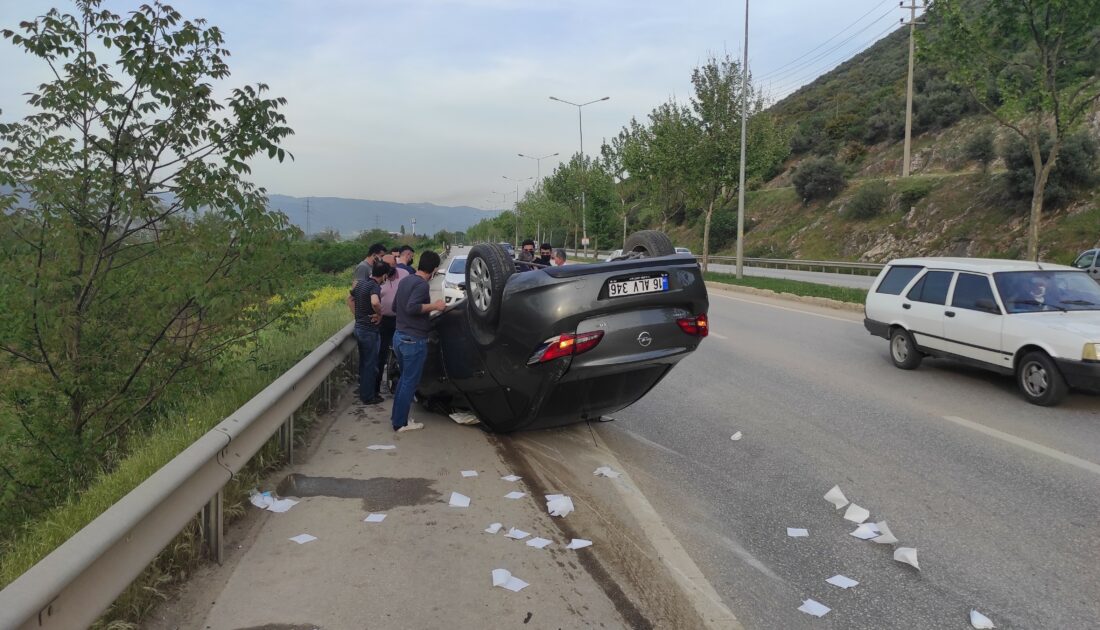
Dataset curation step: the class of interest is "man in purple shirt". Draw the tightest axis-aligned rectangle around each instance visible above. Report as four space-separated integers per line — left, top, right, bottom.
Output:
375 259 410 395
390 250 445 432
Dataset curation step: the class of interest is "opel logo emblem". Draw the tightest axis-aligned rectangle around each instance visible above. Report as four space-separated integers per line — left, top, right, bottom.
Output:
637 331 652 347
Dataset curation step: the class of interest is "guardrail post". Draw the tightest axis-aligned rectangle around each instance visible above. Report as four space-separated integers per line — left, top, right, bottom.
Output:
201 489 224 565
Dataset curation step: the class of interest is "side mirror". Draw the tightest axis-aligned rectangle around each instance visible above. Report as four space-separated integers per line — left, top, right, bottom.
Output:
975 298 1000 314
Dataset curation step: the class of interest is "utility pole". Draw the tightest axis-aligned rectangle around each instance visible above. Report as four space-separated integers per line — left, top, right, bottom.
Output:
901 0 926 178
305 197 311 238
411 218 416 237
735 0 750 279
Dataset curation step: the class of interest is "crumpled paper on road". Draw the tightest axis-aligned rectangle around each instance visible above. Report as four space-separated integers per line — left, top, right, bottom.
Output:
843 503 870 523
545 494 574 517
969 609 995 629
872 521 898 544
593 466 621 478
450 411 480 425
491 569 529 592
824 485 849 509
894 547 920 570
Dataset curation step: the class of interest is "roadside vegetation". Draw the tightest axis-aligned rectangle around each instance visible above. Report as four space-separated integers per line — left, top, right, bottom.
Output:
703 272 867 305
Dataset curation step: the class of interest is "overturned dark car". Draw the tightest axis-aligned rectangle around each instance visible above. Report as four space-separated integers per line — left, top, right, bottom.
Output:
416 231 710 432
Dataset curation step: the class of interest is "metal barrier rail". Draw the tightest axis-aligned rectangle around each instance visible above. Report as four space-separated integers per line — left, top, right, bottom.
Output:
0 322 356 630
568 249 884 276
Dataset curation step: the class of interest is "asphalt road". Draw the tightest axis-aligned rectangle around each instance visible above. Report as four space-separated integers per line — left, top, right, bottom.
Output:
593 288 1100 629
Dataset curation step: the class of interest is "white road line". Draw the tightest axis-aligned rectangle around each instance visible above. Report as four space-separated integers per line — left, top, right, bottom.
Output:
710 292 861 325
942 415 1100 476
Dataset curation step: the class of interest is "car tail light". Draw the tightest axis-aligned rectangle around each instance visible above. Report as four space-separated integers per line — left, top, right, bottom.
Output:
677 313 709 337
528 331 604 365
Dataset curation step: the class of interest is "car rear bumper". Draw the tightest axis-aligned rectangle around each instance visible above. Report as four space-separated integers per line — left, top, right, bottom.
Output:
864 317 890 339
1055 358 1100 392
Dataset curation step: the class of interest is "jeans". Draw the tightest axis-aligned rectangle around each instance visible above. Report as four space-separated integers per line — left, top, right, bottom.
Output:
376 316 397 394
390 330 427 429
355 326 380 402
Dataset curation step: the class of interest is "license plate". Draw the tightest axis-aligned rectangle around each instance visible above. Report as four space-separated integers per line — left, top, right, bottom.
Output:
607 275 668 297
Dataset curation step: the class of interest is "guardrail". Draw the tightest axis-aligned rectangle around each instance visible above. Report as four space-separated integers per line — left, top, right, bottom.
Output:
568 249 884 276
0 322 356 630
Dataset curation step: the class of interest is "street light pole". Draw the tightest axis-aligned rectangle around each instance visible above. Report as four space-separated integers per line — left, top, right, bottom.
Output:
735 0 750 279
549 95 609 256
518 152 559 192
502 175 532 247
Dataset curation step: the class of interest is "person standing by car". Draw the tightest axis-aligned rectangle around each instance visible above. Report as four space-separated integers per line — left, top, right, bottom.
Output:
391 251 446 432
375 260 410 396
552 248 567 267
537 243 552 266
396 245 416 274
517 239 537 263
347 243 387 316
351 261 387 405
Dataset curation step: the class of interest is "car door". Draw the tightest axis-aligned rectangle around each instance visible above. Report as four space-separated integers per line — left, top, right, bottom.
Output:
942 272 1009 368
1072 249 1099 282
902 270 954 352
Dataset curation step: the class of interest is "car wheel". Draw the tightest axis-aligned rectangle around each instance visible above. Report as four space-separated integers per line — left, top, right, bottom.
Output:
1016 351 1068 406
889 328 922 370
465 243 514 330
623 230 675 257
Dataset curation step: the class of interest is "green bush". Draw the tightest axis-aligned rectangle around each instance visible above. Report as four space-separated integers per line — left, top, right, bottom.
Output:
897 179 935 210
847 180 890 219
964 128 996 167
792 156 847 202
1002 131 1099 207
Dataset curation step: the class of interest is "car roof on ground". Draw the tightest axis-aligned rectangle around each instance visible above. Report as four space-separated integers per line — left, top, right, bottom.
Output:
886 257 1078 273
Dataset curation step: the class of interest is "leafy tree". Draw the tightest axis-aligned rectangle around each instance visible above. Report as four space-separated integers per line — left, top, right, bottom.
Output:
792 156 846 202
1003 131 1098 208
0 1 296 520
922 0 1100 259
964 127 996 170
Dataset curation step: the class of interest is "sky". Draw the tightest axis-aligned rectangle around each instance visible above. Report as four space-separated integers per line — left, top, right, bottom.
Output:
0 0 909 210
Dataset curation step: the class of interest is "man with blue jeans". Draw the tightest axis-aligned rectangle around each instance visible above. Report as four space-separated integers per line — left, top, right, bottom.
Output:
351 261 388 405
391 250 445 432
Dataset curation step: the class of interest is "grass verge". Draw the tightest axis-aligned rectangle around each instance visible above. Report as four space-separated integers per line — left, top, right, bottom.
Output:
704 271 867 304
0 284 353 627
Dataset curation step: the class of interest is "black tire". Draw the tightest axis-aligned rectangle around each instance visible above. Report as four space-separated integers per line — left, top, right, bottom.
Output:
889 328 922 370
465 243 514 329
1016 351 1068 406
623 230 675 257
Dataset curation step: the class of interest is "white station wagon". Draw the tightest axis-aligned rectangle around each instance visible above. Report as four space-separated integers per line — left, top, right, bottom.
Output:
864 257 1100 406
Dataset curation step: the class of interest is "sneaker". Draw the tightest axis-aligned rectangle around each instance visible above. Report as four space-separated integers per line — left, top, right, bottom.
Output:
366 396 385 405
396 420 424 433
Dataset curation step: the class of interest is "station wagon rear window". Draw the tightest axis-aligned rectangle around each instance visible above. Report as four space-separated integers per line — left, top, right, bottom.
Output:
876 265 923 295
907 270 953 305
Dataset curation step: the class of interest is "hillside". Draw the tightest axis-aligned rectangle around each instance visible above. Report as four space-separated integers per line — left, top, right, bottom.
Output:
268 194 499 238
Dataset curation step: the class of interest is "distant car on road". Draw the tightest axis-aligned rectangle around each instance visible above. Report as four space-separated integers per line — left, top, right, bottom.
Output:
442 254 467 305
864 257 1100 406
675 247 692 256
498 242 515 258
604 249 623 262
1072 249 1099 283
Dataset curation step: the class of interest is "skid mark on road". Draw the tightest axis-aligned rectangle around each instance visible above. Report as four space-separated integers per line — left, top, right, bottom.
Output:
710 293 860 325
942 415 1100 476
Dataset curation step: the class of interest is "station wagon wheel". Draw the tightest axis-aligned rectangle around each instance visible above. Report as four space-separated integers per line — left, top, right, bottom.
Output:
1016 351 1068 406
623 230 675 257
889 328 922 370
465 243 514 335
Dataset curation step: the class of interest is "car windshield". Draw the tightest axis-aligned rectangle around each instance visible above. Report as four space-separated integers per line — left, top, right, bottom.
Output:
448 258 466 274
993 270 1100 313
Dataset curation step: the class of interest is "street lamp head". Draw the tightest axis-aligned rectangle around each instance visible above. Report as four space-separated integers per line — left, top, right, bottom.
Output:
518 153 526 158
549 96 560 102
600 96 610 101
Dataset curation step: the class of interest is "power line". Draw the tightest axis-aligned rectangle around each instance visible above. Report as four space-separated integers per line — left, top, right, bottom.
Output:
759 8 896 83
758 0 893 79
768 22 901 98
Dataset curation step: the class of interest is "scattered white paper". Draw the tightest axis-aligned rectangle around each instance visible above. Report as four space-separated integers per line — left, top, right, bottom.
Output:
546 494 575 517
268 498 299 513
448 492 471 508
504 527 530 540
249 491 274 510
826 574 860 589
485 522 502 534
367 444 396 450
843 503 870 523
288 534 317 545
504 491 526 500
824 485 849 510
850 522 881 540
461 470 479 478
450 411 480 425
787 528 809 538
593 466 621 478
566 538 593 550
894 547 920 570
872 521 898 544
491 568 529 592
970 609 995 629
526 537 553 549
501 474 522 482
798 599 831 617
730 431 743 441
363 513 386 523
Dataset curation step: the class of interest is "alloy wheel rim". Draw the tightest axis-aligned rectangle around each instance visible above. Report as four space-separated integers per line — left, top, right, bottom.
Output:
891 335 908 362
1023 362 1048 396
469 257 491 312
